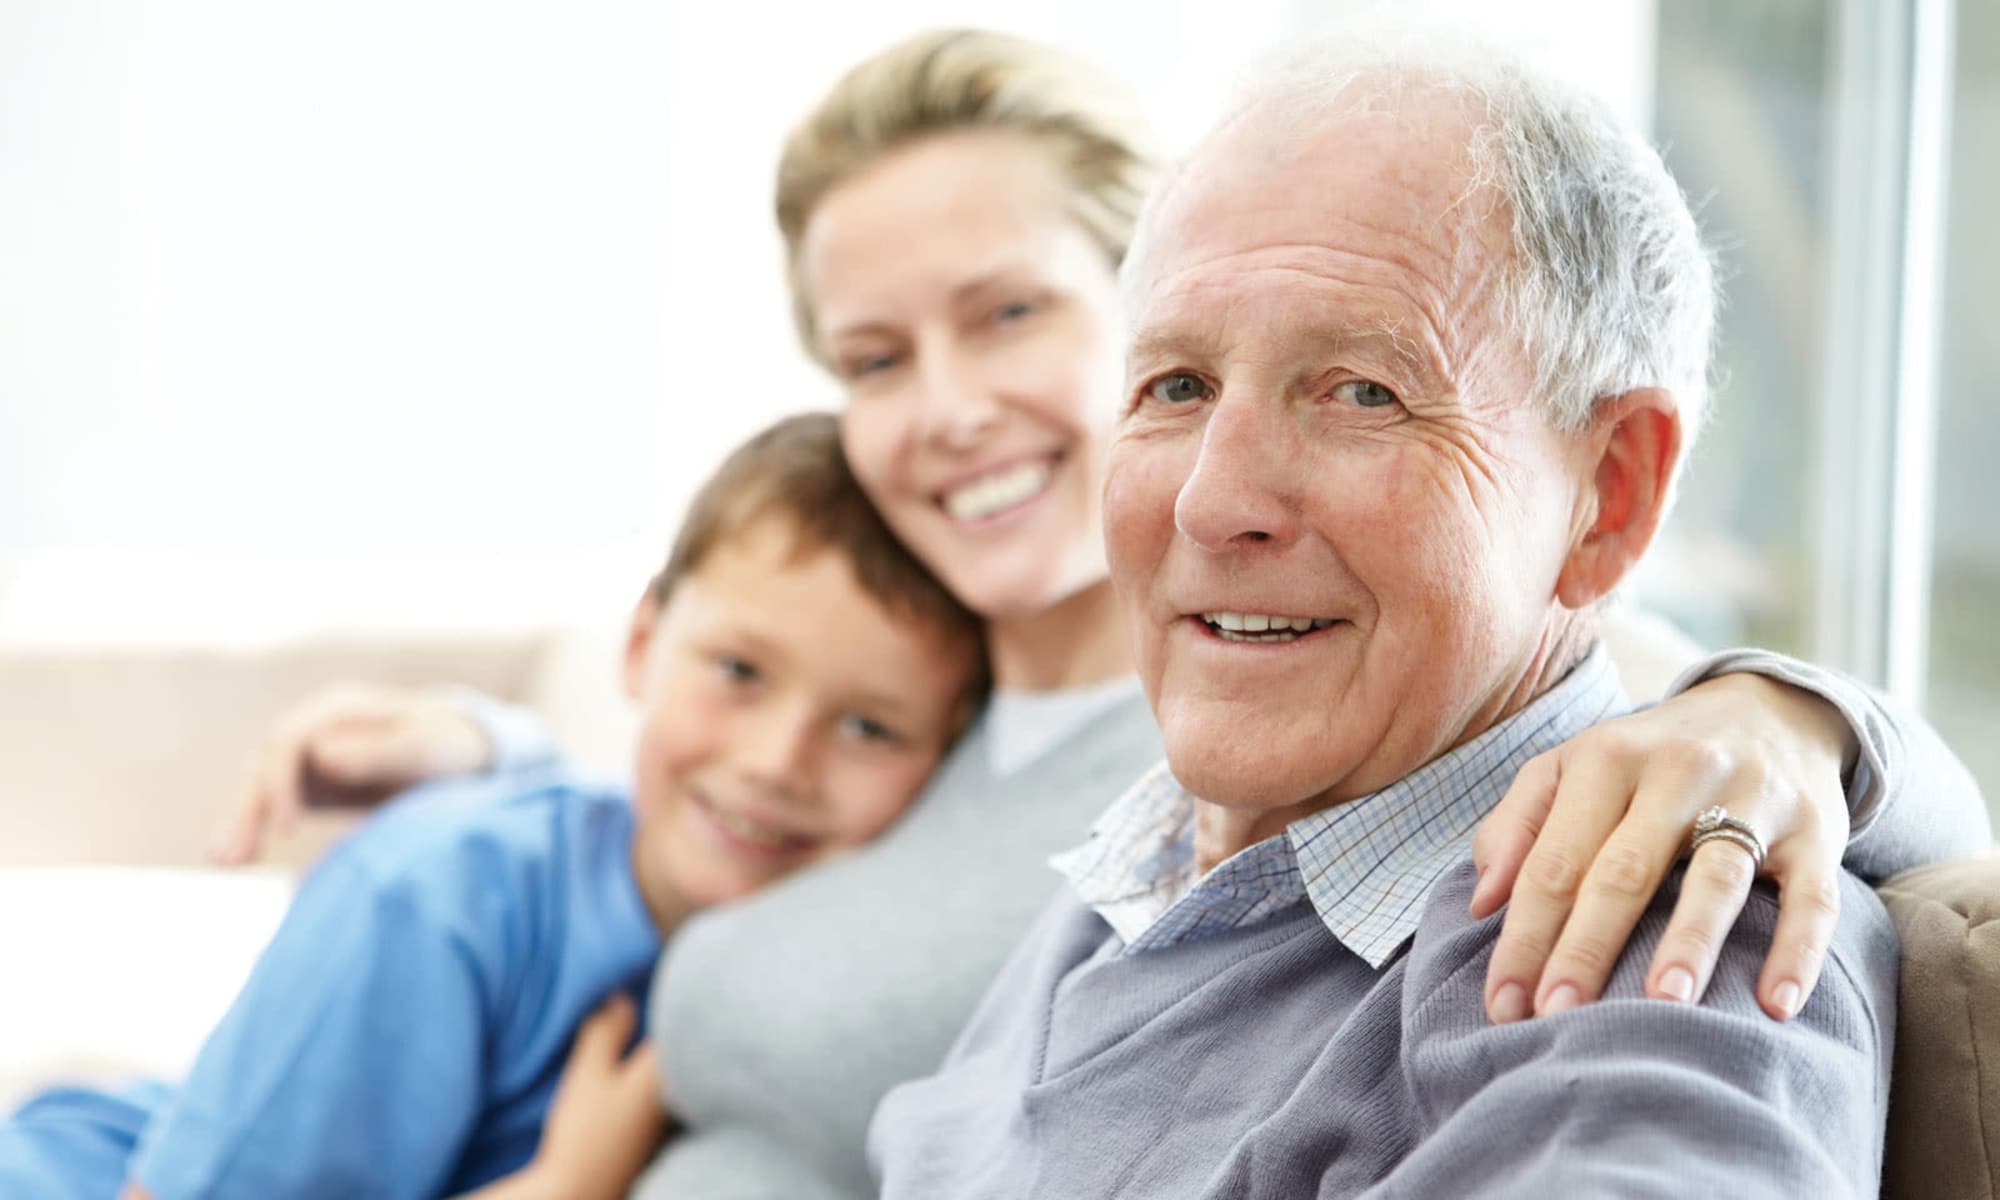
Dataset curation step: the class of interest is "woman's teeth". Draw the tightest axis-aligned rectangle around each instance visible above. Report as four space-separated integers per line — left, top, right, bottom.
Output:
942 461 1053 521
1199 612 1337 643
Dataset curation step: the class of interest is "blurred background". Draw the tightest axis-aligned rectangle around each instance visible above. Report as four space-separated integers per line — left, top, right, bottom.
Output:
1 0 1992 1109
2 0 1995 835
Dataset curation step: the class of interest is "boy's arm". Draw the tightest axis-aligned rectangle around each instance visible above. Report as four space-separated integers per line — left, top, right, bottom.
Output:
212 683 560 865
125 846 501 1199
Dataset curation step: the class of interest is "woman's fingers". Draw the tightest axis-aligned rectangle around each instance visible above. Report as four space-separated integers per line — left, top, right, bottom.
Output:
1755 852 1840 1020
1482 749 1634 1022
1529 811 1685 1014
1643 830 1762 1005
1528 739 1742 1013
1469 752 1557 918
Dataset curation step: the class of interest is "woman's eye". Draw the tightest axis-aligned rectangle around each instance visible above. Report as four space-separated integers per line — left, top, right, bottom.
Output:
1146 373 1211 406
839 714 900 745
991 300 1036 324
846 352 901 379
1334 379 1399 408
715 656 760 685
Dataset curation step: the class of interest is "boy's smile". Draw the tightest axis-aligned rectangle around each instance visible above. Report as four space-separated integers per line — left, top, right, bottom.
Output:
619 514 979 930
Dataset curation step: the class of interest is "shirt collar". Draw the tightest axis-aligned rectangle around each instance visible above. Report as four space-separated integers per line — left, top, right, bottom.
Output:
1052 646 1629 967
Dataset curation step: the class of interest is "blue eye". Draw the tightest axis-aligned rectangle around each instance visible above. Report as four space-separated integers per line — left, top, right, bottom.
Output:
848 352 901 379
715 656 760 685
839 714 900 745
1146 373 1211 406
992 300 1036 324
1334 379 1399 408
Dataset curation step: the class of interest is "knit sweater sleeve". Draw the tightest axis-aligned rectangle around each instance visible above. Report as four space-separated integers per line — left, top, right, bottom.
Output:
1666 648 1990 878
1361 862 1898 1200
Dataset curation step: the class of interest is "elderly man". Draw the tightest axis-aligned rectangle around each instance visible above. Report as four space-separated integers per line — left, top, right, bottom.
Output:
868 37 1896 1199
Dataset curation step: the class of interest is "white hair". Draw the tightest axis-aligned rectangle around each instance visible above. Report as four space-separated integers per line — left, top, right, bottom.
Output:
1124 29 1718 443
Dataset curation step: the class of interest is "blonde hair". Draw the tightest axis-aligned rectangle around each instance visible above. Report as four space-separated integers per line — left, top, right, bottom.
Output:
775 28 1157 359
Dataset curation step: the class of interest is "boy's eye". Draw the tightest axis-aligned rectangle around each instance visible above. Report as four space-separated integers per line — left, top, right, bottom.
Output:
1145 372 1211 406
715 655 760 685
838 714 901 745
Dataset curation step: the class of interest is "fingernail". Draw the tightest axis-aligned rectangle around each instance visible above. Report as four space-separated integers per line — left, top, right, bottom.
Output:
1658 966 1694 1004
1542 983 1582 1015
1772 981 1801 1018
1490 983 1530 1024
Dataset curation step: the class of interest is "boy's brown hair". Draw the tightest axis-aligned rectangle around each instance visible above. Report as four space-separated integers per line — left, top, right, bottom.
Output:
649 411 990 716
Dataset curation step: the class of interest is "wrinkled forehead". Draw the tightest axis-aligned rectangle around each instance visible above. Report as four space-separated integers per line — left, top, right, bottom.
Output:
1124 88 1510 323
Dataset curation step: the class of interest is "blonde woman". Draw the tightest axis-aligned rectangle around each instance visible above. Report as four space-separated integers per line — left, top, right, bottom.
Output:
219 29 1985 1199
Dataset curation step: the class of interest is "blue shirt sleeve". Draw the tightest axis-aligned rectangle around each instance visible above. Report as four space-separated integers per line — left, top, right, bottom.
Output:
441 686 561 774
129 806 513 1200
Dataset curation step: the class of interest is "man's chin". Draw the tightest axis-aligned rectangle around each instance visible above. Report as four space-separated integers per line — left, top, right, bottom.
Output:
1162 739 1337 815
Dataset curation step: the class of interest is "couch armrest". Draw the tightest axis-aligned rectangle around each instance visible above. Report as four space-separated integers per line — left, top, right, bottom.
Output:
1878 853 2000 1200
0 633 551 868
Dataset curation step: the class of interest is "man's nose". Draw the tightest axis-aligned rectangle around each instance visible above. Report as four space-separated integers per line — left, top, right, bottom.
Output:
1173 396 1301 552
915 340 1002 451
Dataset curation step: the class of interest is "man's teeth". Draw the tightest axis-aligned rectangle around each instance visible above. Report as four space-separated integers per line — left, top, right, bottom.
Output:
1199 612 1336 643
943 461 1053 521
710 804 806 850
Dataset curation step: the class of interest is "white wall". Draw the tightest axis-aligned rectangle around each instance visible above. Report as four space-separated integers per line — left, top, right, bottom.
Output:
0 0 1655 644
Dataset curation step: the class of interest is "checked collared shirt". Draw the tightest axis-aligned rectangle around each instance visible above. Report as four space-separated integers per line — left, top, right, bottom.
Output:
1050 646 1629 967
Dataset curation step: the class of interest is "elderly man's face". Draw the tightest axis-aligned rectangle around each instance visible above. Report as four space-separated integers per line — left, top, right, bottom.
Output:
1107 97 1599 820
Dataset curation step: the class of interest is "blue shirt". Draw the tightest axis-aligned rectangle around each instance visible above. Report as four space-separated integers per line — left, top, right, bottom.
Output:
122 770 661 1199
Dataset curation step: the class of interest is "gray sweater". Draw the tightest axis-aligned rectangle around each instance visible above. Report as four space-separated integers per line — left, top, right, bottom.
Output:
869 660 1901 1198
630 693 1164 1200
870 865 1895 1199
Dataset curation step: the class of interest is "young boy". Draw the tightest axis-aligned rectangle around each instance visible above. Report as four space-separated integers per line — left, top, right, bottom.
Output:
0 412 988 1200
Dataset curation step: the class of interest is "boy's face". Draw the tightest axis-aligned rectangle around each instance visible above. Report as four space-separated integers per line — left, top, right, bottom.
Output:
621 514 978 926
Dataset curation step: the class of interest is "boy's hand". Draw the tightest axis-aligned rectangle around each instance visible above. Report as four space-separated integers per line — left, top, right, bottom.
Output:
529 993 669 1200
210 683 492 864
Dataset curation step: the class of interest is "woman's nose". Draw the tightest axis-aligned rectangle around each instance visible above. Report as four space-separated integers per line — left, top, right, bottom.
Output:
915 342 1003 451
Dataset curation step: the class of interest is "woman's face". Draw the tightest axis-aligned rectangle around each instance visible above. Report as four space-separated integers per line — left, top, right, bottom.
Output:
801 132 1127 623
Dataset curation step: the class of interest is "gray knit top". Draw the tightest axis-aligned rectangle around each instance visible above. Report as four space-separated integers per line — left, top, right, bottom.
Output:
629 690 1164 1200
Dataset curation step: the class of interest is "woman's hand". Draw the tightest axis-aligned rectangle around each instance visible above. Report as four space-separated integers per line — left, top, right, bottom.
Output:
522 993 668 1200
1472 671 1854 1023
209 683 491 865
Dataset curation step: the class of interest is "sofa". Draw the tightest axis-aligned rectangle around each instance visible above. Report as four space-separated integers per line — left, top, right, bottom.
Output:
0 624 1991 1197
0 626 637 1111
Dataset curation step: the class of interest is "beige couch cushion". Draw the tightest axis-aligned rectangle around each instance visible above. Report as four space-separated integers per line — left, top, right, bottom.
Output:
1879 854 2000 1200
0 635 550 868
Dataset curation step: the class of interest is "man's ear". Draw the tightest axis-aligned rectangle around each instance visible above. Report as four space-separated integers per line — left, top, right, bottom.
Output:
1555 388 1682 608
621 589 665 703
